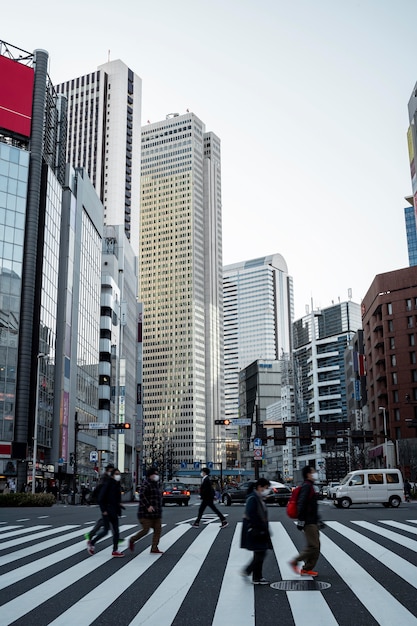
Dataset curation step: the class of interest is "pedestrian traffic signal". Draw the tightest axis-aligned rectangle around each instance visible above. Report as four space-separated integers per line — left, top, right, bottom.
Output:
215 419 231 425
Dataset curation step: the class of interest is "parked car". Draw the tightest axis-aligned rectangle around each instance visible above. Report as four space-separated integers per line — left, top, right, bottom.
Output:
161 482 190 506
222 482 253 505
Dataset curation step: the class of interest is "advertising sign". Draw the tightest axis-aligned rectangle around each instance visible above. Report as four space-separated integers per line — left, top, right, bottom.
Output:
0 55 34 137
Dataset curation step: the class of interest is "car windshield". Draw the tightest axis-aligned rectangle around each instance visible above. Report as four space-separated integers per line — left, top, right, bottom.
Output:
339 473 352 485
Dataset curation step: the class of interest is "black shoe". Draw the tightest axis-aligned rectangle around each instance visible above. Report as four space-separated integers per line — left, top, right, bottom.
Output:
192 522 200 528
253 578 270 585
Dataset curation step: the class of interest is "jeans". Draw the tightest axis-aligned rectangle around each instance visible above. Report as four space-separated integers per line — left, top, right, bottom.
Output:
90 513 120 551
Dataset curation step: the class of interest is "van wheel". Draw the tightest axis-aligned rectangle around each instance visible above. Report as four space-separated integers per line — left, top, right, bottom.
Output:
340 497 351 509
389 495 401 508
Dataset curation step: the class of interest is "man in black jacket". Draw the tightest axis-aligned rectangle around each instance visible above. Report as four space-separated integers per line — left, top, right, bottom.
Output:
192 467 228 528
85 463 114 546
289 465 321 576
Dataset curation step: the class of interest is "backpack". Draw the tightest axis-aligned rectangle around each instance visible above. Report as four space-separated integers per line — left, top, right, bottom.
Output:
286 486 301 519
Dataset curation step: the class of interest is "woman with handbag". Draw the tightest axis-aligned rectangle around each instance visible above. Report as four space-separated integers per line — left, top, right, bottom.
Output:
240 477 272 584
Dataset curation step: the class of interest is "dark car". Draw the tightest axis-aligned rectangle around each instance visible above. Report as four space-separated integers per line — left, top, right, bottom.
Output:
221 481 291 507
161 482 190 506
266 482 292 506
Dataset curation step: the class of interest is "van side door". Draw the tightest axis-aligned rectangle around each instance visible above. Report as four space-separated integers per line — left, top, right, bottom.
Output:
367 472 385 502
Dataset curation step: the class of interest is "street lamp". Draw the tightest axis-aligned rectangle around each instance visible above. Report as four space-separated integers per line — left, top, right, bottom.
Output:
32 353 48 494
378 406 388 456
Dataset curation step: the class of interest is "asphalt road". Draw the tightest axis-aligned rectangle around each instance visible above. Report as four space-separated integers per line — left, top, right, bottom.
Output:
1 496 417 625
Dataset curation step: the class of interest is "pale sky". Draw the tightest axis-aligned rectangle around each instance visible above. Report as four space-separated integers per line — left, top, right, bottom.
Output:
3 0 417 318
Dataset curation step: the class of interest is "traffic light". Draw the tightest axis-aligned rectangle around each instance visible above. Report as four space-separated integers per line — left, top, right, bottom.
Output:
299 423 312 446
273 427 286 445
215 419 231 425
109 422 131 429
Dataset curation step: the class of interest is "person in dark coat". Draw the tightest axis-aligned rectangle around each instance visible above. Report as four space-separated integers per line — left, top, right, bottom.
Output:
87 467 124 557
240 478 272 584
129 467 164 554
289 465 321 576
192 467 228 528
85 463 114 545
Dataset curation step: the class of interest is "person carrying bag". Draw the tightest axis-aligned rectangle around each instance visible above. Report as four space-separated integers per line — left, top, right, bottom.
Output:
240 478 272 584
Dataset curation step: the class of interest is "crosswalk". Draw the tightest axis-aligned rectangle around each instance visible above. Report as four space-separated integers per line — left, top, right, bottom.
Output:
1 516 417 625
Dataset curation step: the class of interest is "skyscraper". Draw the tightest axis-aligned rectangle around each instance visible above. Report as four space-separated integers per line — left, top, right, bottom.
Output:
140 112 223 471
55 60 142 252
404 198 417 266
223 254 294 423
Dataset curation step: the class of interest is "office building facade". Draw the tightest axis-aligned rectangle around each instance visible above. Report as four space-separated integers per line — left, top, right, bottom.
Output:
56 60 142 253
293 301 362 481
223 254 294 424
404 199 417 267
140 113 223 471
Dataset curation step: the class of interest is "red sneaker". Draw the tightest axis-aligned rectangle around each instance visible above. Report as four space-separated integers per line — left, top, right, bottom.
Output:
300 568 318 577
150 548 164 554
289 560 300 574
112 550 125 558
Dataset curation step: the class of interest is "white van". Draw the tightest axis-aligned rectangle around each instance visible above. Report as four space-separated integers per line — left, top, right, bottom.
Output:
333 469 404 509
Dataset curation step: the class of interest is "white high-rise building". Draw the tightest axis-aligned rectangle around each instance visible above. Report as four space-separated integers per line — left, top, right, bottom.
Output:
140 113 223 471
223 254 294 422
56 60 142 253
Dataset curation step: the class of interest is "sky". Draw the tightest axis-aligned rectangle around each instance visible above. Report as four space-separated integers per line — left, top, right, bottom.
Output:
3 0 417 318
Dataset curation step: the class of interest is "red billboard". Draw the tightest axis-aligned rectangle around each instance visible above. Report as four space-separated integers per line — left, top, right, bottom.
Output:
0 55 34 137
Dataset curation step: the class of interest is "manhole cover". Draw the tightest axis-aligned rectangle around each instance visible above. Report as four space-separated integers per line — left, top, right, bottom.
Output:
270 580 331 591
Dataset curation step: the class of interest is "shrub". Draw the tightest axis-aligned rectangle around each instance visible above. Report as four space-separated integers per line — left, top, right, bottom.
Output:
0 493 56 507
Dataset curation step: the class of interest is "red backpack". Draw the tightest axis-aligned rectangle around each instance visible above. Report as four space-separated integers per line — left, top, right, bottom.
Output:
286 486 301 519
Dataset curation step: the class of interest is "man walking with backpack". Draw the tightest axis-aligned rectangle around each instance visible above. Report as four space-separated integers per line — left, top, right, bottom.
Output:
289 465 322 577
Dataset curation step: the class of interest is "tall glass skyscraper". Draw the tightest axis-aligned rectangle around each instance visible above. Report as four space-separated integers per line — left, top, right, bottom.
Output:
404 200 417 266
140 113 223 470
223 254 294 422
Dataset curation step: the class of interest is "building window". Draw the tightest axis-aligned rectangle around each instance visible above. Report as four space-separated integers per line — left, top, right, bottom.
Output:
411 352 417 365
392 372 398 385
407 298 412 311
388 320 394 332
387 303 393 315
395 427 401 439
390 337 395 349
412 370 417 382
391 355 397 367
410 335 416 347
394 408 400 421
393 390 399 402
408 316 414 328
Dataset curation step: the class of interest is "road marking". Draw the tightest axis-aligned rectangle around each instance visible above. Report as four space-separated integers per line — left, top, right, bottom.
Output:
271 522 338 625
48 525 189 626
0 525 51 546
0 525 22 533
212 523 254 626
0 524 136 625
320 533 417 625
353 521 417 551
0 526 81 567
129 524 220 625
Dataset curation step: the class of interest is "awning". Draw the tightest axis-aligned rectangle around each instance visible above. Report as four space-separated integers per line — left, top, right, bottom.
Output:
368 444 383 458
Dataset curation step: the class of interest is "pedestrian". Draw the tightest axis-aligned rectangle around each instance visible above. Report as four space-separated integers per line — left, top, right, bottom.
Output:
240 478 272 584
129 467 163 554
85 463 114 543
404 478 412 502
192 467 228 528
289 465 322 577
87 467 124 557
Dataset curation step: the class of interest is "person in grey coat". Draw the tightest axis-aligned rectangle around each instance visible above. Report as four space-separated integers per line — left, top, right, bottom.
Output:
240 478 272 584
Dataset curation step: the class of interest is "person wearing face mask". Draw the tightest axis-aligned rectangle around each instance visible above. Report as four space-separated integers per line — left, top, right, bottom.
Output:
129 467 163 554
87 467 125 557
240 478 272 584
85 463 114 548
289 465 321 577
192 467 228 528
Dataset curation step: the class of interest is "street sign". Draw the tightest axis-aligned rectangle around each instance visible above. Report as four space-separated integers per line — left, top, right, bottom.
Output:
254 448 263 459
89 422 107 430
58 457 64 466
254 437 262 448
194 462 200 469
89 451 98 462
180 461 187 469
231 419 251 426
207 462 213 469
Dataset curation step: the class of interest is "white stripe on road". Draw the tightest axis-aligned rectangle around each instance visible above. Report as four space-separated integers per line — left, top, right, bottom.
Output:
320 532 417 626
0 525 22 533
271 522 338 626
0 525 80 567
327 521 417 588
0 525 51 547
380 520 417 535
352 521 417 552
212 523 254 626
48 524 189 626
129 524 220 625
0 524 136 626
